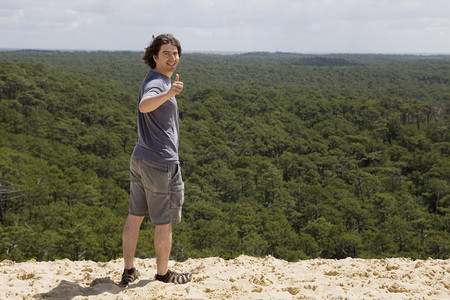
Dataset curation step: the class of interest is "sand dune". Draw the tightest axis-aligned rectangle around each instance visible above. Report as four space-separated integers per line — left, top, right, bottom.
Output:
1 255 449 299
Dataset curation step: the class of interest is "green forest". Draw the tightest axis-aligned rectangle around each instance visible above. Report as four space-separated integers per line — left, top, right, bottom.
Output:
0 51 449 263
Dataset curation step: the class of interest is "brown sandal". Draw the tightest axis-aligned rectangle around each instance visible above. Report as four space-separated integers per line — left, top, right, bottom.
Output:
155 269 192 284
118 268 140 287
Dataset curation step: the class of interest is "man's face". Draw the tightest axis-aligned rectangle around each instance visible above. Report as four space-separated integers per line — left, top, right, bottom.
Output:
153 43 179 76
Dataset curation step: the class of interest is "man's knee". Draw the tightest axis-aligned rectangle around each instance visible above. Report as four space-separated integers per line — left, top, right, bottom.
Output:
124 215 145 230
155 223 172 237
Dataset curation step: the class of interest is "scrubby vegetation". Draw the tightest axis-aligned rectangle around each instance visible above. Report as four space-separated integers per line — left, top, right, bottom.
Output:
0 51 449 262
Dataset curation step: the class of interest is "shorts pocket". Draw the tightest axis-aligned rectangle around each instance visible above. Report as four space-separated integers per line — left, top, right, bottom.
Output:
140 159 169 193
169 164 184 207
169 165 184 223
169 182 184 223
169 181 184 208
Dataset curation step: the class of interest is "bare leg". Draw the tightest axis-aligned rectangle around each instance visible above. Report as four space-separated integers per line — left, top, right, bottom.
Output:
154 223 172 275
122 214 145 270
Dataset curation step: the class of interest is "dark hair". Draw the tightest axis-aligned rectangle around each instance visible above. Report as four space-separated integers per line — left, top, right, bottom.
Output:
142 34 182 69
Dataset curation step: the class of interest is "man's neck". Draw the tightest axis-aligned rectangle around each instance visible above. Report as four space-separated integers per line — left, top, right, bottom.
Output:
153 67 173 78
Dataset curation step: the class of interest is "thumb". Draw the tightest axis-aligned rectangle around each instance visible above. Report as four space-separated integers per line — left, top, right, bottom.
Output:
175 74 179 82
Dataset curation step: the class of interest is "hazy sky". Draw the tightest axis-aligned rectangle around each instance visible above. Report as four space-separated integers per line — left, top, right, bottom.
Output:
1 0 449 54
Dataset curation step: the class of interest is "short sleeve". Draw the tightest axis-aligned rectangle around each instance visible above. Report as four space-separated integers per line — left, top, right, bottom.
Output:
143 78 165 97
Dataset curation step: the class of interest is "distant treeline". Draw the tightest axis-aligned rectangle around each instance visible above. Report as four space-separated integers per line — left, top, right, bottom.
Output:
0 51 449 262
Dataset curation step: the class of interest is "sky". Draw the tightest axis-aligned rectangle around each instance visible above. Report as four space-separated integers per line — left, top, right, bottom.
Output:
1 0 449 54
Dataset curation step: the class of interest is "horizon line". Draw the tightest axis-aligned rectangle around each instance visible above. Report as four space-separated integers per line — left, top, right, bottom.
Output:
1 48 450 56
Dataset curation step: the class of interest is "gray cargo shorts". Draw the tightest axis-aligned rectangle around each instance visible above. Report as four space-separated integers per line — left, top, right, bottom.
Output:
129 156 184 225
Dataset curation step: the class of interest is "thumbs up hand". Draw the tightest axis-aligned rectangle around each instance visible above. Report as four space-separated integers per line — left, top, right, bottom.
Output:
170 74 183 96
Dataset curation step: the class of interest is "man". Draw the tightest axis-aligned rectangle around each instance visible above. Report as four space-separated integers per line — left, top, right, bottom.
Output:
119 34 192 287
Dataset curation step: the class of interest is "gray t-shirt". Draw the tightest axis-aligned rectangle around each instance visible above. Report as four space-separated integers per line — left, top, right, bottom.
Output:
132 70 179 164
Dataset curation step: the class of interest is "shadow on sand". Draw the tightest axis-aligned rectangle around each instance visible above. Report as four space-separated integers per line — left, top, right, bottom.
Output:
37 277 153 299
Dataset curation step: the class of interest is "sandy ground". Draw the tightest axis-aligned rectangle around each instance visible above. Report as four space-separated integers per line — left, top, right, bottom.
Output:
1 255 449 299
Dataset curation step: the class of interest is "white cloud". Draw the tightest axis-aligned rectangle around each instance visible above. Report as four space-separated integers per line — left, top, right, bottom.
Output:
1 0 449 53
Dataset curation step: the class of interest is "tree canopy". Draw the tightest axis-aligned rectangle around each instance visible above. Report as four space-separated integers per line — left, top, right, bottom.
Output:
0 51 449 262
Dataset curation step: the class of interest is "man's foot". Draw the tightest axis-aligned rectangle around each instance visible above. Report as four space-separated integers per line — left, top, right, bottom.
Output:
155 269 192 284
118 267 140 287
